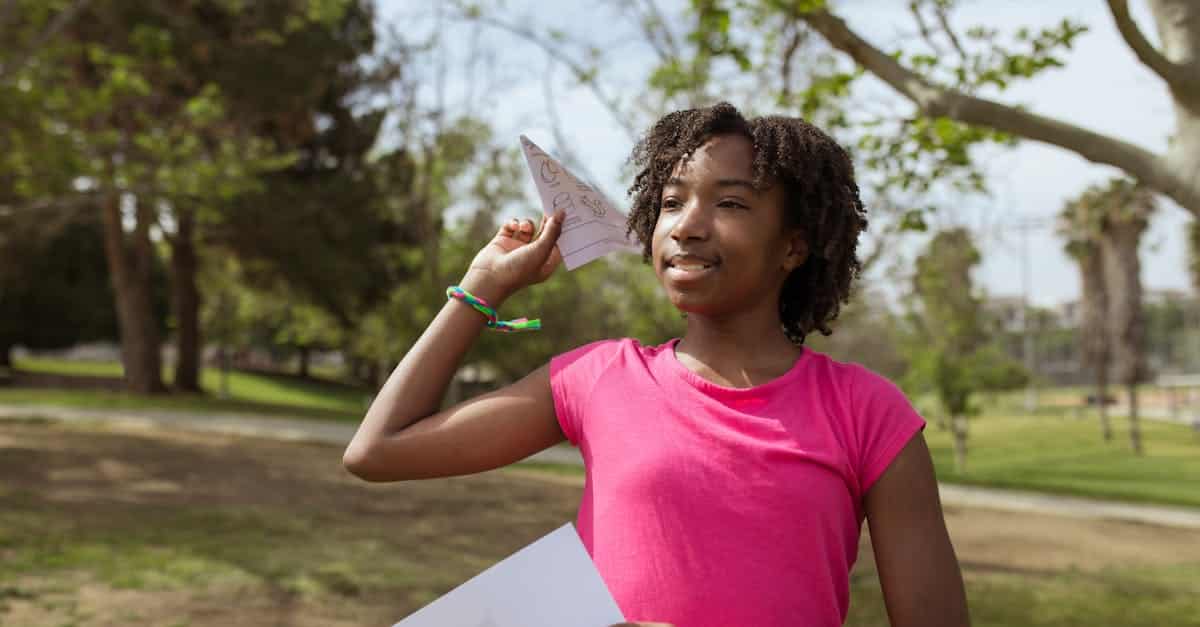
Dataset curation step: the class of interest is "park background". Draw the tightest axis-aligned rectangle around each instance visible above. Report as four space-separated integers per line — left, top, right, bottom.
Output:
2 0 1199 625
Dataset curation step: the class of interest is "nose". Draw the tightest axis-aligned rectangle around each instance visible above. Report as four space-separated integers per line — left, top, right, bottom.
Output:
668 199 710 242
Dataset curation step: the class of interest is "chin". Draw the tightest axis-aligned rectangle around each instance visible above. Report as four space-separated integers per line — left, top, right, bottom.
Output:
667 292 719 317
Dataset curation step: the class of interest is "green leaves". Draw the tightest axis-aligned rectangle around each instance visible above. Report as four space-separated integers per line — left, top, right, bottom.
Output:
904 228 1026 415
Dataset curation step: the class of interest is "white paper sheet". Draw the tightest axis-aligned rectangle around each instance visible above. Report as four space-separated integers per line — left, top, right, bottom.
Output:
520 135 640 270
392 523 625 627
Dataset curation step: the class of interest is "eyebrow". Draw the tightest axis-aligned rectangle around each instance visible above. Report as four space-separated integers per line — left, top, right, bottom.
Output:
664 177 759 193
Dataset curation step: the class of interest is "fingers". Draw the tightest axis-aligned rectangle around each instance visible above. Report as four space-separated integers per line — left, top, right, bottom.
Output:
497 218 534 242
500 213 563 243
511 218 535 243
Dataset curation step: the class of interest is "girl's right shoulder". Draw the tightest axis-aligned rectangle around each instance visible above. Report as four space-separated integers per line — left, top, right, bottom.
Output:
552 337 640 368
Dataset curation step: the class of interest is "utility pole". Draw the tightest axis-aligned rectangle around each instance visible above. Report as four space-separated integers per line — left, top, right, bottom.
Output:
1018 219 1037 413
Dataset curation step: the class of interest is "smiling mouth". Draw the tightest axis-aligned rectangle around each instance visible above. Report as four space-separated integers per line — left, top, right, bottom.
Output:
670 262 714 271
664 257 721 279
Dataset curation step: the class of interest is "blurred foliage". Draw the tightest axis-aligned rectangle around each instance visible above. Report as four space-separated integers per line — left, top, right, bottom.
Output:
904 228 1026 418
0 214 160 366
654 0 1087 206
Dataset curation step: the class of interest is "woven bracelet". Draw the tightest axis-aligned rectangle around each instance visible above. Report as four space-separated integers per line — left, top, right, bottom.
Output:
446 286 541 332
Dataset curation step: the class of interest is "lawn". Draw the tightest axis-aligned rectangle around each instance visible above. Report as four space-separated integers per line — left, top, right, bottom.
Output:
2 356 370 422
2 420 1198 627
522 413 1200 509
923 413 1200 508
5 357 1200 508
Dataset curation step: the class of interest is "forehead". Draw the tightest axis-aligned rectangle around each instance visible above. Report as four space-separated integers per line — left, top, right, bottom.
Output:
668 134 756 184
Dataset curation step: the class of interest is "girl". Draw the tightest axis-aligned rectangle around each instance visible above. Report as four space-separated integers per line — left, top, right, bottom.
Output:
344 103 970 627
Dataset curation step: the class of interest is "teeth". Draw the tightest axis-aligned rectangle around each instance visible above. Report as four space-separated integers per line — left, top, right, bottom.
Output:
674 264 711 271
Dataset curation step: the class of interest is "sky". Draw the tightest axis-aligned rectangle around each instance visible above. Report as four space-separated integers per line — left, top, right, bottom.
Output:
382 0 1190 308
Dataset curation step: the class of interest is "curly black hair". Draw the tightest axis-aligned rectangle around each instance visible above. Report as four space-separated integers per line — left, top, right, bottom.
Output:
626 102 867 345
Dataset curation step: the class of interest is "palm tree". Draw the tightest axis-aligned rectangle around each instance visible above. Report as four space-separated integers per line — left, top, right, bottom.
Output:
1067 178 1156 455
1059 199 1112 441
1188 219 1200 296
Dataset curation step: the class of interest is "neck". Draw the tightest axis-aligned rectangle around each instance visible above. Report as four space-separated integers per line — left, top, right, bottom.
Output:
675 306 802 384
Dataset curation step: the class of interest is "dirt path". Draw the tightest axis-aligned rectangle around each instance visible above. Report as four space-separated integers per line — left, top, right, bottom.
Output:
2 420 1197 626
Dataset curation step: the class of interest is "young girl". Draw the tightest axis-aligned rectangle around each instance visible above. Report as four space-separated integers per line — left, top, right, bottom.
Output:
343 103 970 627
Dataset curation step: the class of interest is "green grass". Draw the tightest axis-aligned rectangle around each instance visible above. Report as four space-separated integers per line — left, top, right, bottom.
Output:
926 412 1200 508
12 357 125 378
4 421 1199 627
3 356 370 422
846 564 1200 627
7 357 1200 508
0 498 423 599
5 486 1198 627
515 414 1200 509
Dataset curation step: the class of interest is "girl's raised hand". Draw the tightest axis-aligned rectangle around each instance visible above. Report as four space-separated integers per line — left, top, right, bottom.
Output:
459 210 565 304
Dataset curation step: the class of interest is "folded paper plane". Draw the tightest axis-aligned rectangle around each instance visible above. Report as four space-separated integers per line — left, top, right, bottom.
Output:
520 135 639 270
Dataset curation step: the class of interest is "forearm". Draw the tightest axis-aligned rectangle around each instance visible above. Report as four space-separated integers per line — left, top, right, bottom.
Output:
346 274 508 455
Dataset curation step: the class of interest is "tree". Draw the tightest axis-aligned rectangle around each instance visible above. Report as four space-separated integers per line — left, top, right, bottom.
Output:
4 1 382 393
4 3 299 393
0 0 91 82
1097 180 1155 454
1189 219 1200 295
905 228 1026 473
130 1 380 392
762 1 1200 221
1060 196 1114 441
1061 178 1154 453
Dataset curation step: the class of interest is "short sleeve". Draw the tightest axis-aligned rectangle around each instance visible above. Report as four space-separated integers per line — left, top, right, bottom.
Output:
850 366 927 494
549 339 621 447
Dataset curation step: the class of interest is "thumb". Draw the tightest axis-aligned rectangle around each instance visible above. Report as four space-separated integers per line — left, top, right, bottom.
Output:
530 210 565 256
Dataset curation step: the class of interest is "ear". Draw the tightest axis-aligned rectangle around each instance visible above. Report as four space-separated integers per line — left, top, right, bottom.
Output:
782 228 809 273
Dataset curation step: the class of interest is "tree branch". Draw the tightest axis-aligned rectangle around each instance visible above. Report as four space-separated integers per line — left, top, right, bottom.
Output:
0 0 91 79
635 0 681 61
1105 0 1197 92
799 9 1200 210
457 11 640 143
933 3 968 63
908 2 943 57
778 23 805 101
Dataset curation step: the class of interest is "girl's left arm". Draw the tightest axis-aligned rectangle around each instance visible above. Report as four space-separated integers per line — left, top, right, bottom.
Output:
864 432 970 627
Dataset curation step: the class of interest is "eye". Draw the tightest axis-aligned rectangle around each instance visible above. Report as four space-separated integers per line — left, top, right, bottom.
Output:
661 197 682 212
718 199 748 210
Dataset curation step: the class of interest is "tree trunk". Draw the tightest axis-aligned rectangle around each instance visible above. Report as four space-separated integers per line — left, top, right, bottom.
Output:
171 207 201 393
1149 0 1200 203
298 345 310 379
1100 201 1149 454
0 344 11 369
1127 382 1144 455
952 414 968 474
1097 369 1113 442
100 194 165 394
367 361 381 389
1080 245 1113 442
218 344 232 399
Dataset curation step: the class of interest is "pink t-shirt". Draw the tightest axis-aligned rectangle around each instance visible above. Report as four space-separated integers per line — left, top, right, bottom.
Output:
549 338 925 627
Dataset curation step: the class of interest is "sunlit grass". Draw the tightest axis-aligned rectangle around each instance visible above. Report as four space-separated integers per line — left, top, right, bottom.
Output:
924 412 1200 508
7 357 1200 507
515 414 1200 508
4 356 370 422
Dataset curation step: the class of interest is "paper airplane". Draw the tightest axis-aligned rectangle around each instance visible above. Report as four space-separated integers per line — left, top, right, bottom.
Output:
392 523 625 627
520 135 639 270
